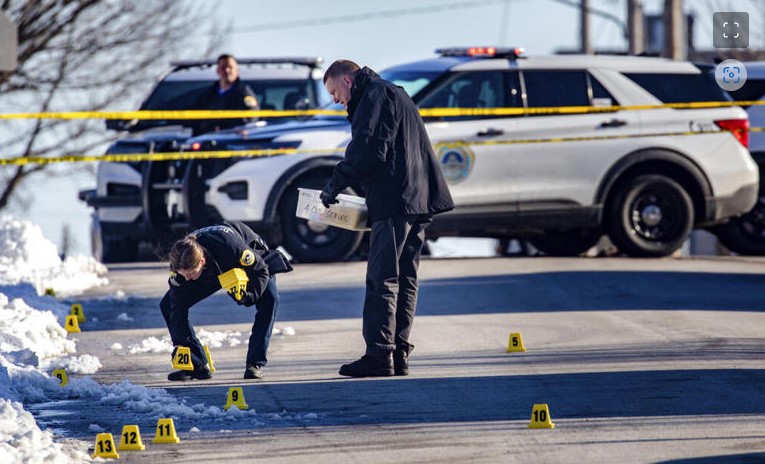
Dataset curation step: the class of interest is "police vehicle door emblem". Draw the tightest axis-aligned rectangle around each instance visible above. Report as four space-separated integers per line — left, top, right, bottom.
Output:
437 144 475 184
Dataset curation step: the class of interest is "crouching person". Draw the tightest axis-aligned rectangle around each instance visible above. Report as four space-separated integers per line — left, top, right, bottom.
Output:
160 221 292 381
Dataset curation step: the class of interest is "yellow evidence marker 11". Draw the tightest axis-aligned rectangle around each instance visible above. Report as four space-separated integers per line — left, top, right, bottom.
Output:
528 403 555 429
92 433 120 459
224 386 249 410
152 418 181 444
52 369 68 387
172 346 194 371
117 424 146 451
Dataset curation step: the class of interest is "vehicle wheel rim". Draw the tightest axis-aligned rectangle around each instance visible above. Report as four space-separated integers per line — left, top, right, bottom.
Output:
629 190 682 241
295 218 344 247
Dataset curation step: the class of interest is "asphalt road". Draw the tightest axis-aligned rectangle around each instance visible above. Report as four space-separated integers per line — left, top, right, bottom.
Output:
40 256 765 463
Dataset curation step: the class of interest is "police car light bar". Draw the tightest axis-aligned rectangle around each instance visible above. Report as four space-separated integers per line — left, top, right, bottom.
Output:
436 47 525 59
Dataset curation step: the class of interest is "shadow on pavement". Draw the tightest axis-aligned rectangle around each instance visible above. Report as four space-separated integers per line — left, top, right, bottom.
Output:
75 270 765 331
656 452 765 463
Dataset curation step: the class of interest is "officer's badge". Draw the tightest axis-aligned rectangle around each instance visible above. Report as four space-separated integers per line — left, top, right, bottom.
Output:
243 95 258 108
240 249 255 266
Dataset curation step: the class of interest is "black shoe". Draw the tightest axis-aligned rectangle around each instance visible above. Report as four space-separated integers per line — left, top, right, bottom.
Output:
168 367 212 382
393 350 409 376
339 354 394 378
243 365 264 380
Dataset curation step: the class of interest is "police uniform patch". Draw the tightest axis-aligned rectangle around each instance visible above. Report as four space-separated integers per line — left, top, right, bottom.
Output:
169 272 181 287
243 95 258 108
240 249 255 266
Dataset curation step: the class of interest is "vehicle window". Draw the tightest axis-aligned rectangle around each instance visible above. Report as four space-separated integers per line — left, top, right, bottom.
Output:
140 81 210 111
245 80 313 111
522 71 590 108
378 70 440 98
419 71 505 109
623 72 729 103
590 74 619 107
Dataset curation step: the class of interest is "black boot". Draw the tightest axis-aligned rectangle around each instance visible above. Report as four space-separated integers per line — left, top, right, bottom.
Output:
393 349 409 376
168 366 212 381
339 354 394 378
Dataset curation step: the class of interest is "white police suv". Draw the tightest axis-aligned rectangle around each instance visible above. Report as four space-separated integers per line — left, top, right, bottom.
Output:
80 57 329 262
91 47 758 262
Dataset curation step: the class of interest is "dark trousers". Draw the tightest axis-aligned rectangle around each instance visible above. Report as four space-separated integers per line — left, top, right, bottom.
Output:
160 275 279 370
363 214 431 356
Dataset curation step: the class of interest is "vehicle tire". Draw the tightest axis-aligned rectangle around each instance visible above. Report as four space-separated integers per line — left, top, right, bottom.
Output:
278 176 364 263
712 189 765 255
92 216 138 263
530 229 601 256
606 174 694 257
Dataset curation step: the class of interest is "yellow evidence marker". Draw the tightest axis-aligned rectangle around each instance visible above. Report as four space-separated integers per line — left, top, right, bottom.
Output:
507 332 526 352
152 418 181 444
92 433 120 459
69 303 86 323
204 345 216 372
172 346 194 371
528 403 555 429
224 386 249 410
218 268 249 301
117 424 146 451
44 288 56 297
64 315 81 333
52 369 68 387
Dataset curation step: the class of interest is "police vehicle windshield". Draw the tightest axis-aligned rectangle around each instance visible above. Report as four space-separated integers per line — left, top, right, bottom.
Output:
379 70 441 99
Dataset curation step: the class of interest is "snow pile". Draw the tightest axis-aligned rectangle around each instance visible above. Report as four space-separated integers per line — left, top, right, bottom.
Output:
0 216 107 462
0 216 107 297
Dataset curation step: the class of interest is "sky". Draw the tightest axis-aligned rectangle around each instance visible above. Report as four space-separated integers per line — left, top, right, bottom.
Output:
8 0 765 257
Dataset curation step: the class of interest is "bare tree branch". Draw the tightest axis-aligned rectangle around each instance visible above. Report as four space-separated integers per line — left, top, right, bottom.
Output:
0 0 225 211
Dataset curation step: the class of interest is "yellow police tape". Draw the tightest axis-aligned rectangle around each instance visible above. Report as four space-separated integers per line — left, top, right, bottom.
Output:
0 100 764 121
2 127 761 166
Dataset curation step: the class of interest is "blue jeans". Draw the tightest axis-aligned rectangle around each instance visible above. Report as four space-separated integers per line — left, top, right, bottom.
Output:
160 275 279 370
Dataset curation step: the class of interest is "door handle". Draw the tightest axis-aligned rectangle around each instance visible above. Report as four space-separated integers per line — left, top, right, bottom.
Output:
477 128 504 137
599 119 627 128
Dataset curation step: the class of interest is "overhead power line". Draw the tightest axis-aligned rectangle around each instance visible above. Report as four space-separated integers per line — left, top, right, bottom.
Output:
229 0 510 34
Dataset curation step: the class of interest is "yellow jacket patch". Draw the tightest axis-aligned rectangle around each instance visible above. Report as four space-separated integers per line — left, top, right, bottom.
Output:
240 249 255 266
243 95 258 108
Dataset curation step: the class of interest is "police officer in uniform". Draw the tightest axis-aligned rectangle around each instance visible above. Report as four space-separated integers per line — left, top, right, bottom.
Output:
193 54 259 135
161 221 291 381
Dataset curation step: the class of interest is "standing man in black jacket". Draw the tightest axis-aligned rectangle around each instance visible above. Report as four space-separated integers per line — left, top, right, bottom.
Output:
193 54 259 135
321 60 454 378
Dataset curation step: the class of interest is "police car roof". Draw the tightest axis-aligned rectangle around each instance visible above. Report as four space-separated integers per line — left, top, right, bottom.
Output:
162 61 324 82
384 52 703 74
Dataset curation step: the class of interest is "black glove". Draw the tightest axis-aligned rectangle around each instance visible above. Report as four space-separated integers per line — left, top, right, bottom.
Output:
320 185 339 208
236 290 257 307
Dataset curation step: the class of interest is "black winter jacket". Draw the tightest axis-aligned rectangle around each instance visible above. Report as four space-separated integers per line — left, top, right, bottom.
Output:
327 67 454 222
169 221 270 306
193 79 258 135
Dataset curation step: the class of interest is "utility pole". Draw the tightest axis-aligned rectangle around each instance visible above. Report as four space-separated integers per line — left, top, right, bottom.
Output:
0 12 17 72
627 0 644 55
581 0 592 54
663 0 683 59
